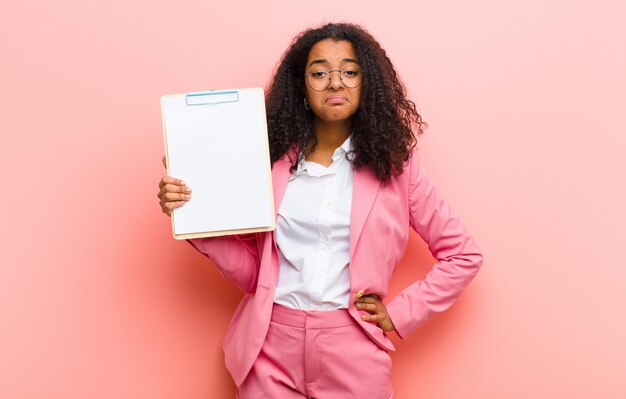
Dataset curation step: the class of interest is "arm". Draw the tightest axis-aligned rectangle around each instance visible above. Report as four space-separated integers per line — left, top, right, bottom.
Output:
157 171 261 293
186 233 261 294
385 152 484 339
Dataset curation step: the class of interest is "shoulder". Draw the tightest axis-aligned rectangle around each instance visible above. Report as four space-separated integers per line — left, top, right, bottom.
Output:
389 146 422 184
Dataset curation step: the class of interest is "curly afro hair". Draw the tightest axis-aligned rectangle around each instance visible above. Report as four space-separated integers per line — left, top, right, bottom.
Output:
265 22 426 182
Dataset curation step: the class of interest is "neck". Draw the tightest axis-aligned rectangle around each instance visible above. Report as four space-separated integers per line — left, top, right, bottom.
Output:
312 118 351 151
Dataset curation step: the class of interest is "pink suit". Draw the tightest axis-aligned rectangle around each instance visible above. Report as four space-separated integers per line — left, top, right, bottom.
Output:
189 149 483 387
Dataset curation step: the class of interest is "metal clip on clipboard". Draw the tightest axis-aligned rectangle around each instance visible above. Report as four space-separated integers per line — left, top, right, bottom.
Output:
185 89 240 106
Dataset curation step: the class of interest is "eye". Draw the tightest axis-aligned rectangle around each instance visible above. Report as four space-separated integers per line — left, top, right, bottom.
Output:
342 69 359 77
310 71 328 79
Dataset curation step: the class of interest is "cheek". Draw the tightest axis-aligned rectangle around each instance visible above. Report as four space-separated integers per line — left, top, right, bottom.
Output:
351 88 362 105
305 84 321 104
352 93 362 111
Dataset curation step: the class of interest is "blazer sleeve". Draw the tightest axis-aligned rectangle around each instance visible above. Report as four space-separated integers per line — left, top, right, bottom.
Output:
385 151 484 339
186 233 261 293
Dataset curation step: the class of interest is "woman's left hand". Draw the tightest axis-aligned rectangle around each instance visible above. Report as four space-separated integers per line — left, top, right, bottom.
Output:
355 295 396 332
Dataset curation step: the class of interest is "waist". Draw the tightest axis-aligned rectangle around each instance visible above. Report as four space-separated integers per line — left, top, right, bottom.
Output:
271 303 354 329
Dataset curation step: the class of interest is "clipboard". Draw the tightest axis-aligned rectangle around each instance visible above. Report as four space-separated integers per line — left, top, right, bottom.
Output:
161 87 275 239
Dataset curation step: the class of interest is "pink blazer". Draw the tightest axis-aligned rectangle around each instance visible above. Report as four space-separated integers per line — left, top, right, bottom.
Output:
189 149 483 386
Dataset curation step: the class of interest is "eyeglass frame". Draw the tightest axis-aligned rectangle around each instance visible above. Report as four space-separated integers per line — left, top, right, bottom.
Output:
303 67 366 91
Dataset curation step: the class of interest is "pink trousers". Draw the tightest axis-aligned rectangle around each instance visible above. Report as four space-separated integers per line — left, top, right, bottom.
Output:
236 303 393 399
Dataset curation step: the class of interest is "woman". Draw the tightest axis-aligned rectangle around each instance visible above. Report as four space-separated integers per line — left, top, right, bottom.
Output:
158 23 483 398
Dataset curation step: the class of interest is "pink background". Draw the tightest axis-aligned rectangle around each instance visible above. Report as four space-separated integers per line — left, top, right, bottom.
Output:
2 0 625 397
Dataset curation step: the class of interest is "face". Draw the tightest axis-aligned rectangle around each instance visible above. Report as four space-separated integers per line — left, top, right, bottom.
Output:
304 39 362 124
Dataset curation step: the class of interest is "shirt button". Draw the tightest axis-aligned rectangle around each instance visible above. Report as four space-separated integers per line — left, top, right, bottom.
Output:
355 290 365 299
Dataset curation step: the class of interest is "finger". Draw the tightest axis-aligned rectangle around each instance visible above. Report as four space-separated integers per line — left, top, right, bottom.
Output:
361 313 384 322
355 302 378 313
157 184 191 198
161 205 174 217
158 186 190 202
177 184 192 194
163 200 186 211
159 176 186 189
160 193 188 206
356 296 380 305
162 155 167 168
161 184 192 195
162 192 191 202
159 176 186 188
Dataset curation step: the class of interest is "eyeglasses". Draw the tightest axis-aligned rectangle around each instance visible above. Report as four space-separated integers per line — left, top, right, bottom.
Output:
304 66 364 91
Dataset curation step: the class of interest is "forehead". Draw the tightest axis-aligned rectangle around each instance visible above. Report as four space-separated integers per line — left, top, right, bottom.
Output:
306 39 357 66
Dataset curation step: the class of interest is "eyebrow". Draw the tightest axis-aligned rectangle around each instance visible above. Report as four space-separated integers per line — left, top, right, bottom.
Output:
307 57 359 67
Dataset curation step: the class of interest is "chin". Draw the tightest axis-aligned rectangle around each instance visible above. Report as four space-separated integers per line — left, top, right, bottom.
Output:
318 111 356 123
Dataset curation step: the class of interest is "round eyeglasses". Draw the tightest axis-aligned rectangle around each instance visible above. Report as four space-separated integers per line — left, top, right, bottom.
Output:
304 67 364 91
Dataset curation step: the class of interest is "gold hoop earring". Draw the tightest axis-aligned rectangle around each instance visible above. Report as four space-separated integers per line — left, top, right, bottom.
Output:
304 97 311 110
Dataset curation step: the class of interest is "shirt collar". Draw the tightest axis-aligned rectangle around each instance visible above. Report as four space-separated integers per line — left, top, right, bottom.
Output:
294 136 353 177
333 135 353 161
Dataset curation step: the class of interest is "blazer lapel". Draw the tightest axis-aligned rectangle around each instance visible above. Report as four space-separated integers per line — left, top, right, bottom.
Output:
255 156 293 289
350 167 381 260
271 157 293 216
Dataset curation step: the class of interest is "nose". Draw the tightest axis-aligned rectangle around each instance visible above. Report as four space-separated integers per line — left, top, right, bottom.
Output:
327 70 344 90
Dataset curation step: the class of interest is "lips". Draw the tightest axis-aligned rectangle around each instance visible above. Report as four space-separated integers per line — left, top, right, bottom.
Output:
325 95 348 104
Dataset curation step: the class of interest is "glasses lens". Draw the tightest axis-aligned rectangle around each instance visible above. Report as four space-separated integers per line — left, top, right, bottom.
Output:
306 67 363 91
341 68 362 88
307 71 330 91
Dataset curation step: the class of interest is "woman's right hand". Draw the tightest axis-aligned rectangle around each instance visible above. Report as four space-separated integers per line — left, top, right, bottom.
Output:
158 176 192 216
158 157 192 216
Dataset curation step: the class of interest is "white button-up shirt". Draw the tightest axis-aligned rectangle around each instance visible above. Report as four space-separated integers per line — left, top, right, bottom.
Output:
273 137 354 310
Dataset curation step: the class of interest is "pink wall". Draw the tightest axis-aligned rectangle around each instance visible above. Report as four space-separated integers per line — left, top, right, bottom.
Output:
2 0 625 397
